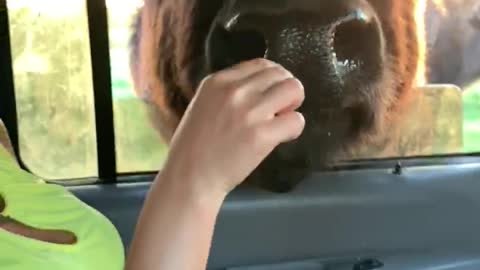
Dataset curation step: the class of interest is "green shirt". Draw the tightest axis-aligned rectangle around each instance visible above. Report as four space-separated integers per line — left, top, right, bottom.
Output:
0 146 125 269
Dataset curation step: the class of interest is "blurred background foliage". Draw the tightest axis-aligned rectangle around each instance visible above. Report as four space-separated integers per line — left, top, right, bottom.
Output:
464 80 480 152
10 7 99 179
9 5 166 180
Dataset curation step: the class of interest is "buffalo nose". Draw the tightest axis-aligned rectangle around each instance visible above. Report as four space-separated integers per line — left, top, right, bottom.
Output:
206 0 384 86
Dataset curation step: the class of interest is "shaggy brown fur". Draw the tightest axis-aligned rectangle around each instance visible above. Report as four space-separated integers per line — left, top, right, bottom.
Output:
130 0 225 140
130 0 430 191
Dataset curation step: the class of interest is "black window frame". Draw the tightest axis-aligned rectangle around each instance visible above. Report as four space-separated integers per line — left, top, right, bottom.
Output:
1 0 480 185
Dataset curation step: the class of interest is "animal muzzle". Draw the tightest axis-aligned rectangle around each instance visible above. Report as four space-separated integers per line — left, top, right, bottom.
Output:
206 0 386 105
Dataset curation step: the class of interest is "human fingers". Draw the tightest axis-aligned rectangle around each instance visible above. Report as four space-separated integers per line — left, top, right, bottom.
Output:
261 111 306 145
256 77 304 118
235 65 295 95
212 58 279 82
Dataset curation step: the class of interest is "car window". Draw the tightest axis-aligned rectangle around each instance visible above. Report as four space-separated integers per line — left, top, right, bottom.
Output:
107 1 167 174
5 0 480 181
7 0 165 180
8 0 98 179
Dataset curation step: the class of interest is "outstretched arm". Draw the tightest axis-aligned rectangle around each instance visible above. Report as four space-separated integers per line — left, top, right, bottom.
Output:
126 59 305 270
125 167 225 270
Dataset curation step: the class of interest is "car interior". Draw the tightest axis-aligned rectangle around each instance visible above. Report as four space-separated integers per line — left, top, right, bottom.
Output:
1 0 480 269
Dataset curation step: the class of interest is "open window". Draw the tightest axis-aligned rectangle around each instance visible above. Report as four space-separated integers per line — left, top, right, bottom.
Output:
1 0 480 269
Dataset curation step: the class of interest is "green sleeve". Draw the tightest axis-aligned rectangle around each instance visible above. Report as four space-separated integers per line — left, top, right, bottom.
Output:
0 146 125 270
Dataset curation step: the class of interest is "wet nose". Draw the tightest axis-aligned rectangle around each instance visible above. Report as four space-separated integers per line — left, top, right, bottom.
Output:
206 0 384 86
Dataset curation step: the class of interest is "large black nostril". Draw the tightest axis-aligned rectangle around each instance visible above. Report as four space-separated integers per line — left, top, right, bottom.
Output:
206 24 267 73
332 10 383 79
206 1 384 83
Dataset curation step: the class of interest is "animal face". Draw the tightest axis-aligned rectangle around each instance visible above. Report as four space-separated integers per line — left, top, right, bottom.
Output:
130 0 427 192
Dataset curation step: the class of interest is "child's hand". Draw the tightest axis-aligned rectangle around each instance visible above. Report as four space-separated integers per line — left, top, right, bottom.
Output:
162 58 305 198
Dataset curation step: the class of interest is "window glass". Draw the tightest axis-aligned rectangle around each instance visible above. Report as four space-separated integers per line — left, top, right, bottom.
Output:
107 0 480 168
427 1 480 154
107 0 168 174
464 81 480 153
6 0 480 181
8 0 98 180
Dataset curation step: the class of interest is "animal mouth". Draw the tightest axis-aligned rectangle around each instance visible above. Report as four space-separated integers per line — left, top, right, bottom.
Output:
203 0 391 192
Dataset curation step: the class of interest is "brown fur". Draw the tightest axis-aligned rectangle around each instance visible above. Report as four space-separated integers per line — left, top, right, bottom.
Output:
130 0 224 141
130 0 432 191
130 0 426 141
